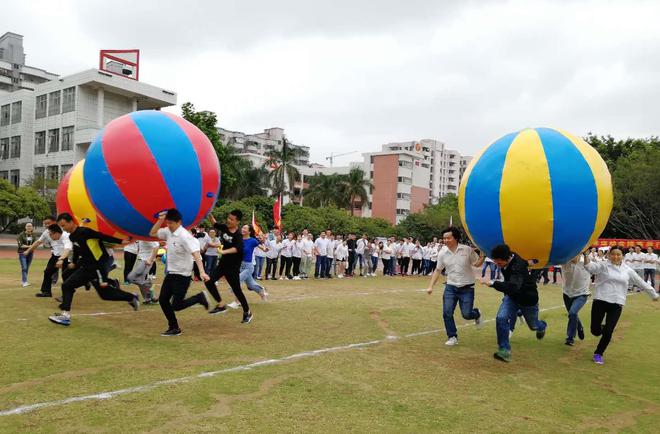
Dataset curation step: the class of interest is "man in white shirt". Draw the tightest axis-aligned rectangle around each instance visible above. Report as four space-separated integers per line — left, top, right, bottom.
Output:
279 232 294 280
23 216 70 298
356 234 368 276
301 234 314 279
265 234 282 280
325 235 336 278
400 238 412 276
561 255 591 346
427 227 485 346
122 241 139 284
150 209 209 337
643 247 658 289
314 231 329 279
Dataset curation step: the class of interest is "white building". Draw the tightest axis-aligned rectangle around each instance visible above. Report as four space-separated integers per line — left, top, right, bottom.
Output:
0 35 177 187
218 126 310 168
0 32 58 94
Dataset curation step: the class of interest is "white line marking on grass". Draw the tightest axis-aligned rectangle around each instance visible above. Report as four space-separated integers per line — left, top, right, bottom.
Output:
0 302 569 417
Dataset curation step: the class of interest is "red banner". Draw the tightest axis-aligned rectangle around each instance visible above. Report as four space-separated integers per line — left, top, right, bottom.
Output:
595 239 660 249
251 210 263 236
273 194 282 231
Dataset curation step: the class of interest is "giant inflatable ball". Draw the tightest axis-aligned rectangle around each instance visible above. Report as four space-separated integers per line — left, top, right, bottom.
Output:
459 127 613 268
83 110 221 239
56 161 128 239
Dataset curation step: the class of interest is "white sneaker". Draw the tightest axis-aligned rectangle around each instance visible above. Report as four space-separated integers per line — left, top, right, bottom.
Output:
227 301 241 309
509 330 514 339
445 337 459 346
22 282 30 287
292 276 301 280
279 277 284 281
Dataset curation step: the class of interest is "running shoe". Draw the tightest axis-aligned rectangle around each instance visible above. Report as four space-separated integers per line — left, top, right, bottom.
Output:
474 308 483 329
593 354 604 365
35 292 52 298
577 324 585 341
209 305 228 315
227 301 241 309
242 311 253 324
129 294 140 311
48 313 71 326
445 337 458 346
161 328 182 337
493 349 512 362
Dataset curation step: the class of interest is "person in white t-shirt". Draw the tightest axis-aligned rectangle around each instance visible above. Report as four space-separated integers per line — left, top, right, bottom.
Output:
325 235 336 278
291 234 304 280
399 238 412 276
642 247 658 289
265 234 282 280
300 234 314 279
584 246 658 364
427 227 485 346
150 209 210 336
356 234 369 276
122 241 139 284
279 232 294 280
561 255 591 346
314 231 330 278
411 240 424 275
23 216 70 297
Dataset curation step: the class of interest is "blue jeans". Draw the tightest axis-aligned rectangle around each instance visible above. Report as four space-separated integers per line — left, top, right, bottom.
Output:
240 262 263 292
482 262 500 280
253 256 265 278
495 296 547 351
390 257 396 275
563 294 587 342
315 256 327 278
205 255 218 275
371 256 378 273
443 284 480 338
19 252 33 284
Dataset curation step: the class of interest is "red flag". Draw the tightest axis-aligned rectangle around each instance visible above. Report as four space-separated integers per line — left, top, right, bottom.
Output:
252 209 264 236
273 194 282 230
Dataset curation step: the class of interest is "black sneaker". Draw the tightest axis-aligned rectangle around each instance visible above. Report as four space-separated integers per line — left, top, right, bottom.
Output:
200 291 210 311
129 294 140 311
35 292 52 298
242 311 253 324
564 339 574 346
536 326 546 340
577 324 585 341
209 305 228 315
160 327 181 337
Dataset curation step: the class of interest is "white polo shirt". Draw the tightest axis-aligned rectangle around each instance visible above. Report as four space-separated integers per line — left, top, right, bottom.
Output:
302 238 314 257
561 257 591 298
157 226 200 276
630 252 645 270
39 231 72 257
137 241 160 261
436 243 479 287
325 239 336 257
280 239 293 258
291 240 303 258
314 237 329 256
644 253 658 269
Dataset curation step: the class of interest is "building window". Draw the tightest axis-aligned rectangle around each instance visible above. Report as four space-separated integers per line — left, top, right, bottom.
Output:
60 164 73 176
34 131 46 154
48 129 60 152
46 165 59 181
35 95 47 119
34 166 45 180
10 136 20 158
48 91 61 116
367 202 372 210
61 126 74 151
0 170 7 181
369 171 373 179
62 87 76 113
447 185 457 191
398 160 412 169
0 138 8 159
0 104 9 126
397 192 411 201
397 176 412 185
396 209 410 216
10 169 19 188
10 101 21 124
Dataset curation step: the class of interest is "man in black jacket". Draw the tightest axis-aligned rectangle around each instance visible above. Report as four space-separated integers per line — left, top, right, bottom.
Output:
482 244 547 362
48 213 139 326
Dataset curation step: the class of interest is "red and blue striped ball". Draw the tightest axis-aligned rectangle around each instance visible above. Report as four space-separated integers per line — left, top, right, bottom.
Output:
84 110 221 239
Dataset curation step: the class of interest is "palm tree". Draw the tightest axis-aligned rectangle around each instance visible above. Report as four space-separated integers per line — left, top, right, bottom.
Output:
342 168 373 215
304 173 341 207
264 137 304 199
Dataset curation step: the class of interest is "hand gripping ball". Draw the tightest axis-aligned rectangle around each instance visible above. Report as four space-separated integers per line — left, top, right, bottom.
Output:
83 110 221 239
56 161 128 239
459 128 613 267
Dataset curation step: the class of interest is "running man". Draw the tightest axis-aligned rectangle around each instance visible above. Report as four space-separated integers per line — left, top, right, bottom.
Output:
23 216 66 297
150 209 210 336
127 240 160 304
205 210 253 323
48 213 140 326
560 254 591 346
427 227 485 346
483 244 547 362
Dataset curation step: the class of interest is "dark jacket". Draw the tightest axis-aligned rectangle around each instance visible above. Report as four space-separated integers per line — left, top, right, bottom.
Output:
492 253 539 306
17 231 35 253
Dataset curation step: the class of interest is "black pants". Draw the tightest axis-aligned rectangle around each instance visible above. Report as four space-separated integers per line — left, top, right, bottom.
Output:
266 257 278 279
412 259 422 275
279 256 292 279
553 267 562 283
401 257 410 275
149 262 157 276
60 266 134 311
590 299 623 356
159 274 204 329
205 261 249 313
123 251 137 282
40 254 61 294
347 252 356 275
292 256 301 277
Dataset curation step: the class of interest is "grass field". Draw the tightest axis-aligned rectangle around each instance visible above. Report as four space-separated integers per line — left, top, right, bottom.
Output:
1 257 659 433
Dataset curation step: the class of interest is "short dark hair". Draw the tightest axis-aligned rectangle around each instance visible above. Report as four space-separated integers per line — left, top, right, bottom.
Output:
441 227 462 242
229 209 243 221
44 215 56 222
56 213 74 223
491 244 512 260
47 223 62 234
609 245 625 255
165 208 183 223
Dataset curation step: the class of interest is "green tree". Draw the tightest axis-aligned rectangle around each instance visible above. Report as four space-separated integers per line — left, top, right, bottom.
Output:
181 102 263 201
343 167 373 216
396 195 461 242
265 137 303 199
303 173 343 208
0 180 51 233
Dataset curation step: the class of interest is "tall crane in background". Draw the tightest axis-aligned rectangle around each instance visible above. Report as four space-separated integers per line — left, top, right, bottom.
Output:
325 151 358 167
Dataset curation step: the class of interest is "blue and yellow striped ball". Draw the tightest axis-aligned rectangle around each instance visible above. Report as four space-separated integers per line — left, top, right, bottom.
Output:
459 128 613 268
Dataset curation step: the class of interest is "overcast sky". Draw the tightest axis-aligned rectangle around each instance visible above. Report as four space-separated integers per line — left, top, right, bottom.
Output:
5 0 659 165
